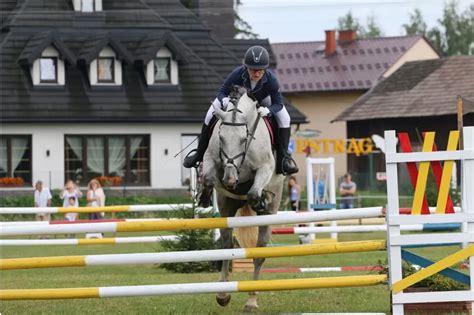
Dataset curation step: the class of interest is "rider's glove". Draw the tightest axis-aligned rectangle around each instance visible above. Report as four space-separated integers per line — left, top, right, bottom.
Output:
257 106 270 117
222 97 232 110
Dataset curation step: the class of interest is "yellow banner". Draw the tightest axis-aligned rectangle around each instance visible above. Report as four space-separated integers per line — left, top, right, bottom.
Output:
295 138 374 156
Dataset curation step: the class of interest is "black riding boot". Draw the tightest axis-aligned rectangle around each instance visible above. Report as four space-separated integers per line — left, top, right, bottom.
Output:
183 123 211 168
276 127 299 175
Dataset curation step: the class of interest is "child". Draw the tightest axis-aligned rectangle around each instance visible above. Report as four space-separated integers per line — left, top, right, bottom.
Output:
60 179 82 222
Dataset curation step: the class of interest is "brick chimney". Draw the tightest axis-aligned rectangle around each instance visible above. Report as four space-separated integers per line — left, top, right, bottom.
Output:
339 30 356 44
325 30 337 57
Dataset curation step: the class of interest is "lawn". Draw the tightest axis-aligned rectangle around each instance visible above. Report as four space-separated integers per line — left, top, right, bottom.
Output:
0 230 462 314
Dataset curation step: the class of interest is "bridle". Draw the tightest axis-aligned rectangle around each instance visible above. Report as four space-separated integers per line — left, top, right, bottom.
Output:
218 107 261 175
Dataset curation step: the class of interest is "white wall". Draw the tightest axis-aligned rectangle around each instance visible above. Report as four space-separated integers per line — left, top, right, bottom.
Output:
1 123 201 190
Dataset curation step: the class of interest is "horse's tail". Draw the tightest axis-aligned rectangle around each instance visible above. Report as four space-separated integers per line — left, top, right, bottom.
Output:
234 204 258 248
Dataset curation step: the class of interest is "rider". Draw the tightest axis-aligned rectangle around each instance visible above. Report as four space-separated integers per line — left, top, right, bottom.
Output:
183 45 298 175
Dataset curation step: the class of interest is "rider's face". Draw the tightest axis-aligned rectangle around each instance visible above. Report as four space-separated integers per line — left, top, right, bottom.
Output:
247 68 265 81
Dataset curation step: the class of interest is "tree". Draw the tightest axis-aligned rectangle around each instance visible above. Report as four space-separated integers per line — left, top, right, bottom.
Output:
403 2 474 56
337 12 383 39
365 15 383 38
402 9 427 35
234 0 259 39
338 11 365 34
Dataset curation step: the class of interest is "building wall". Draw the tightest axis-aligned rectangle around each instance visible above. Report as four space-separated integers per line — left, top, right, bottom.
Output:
287 91 363 186
1 122 201 191
383 39 440 78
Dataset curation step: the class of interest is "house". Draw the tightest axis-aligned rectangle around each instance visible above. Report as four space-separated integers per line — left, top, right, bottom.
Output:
272 30 440 185
0 0 306 195
333 56 474 189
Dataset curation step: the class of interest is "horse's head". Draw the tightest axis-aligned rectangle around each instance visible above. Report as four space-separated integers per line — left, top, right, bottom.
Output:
213 90 258 190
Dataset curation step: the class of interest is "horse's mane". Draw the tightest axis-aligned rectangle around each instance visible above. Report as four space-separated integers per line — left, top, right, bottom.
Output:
227 85 256 121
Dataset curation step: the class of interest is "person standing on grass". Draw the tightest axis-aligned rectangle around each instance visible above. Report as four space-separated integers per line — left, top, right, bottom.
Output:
288 176 301 211
34 180 52 221
86 179 106 220
339 173 357 209
60 179 82 221
34 180 52 239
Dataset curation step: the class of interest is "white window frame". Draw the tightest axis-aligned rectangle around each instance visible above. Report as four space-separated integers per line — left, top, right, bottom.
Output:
89 46 122 86
72 0 102 12
146 47 179 86
31 46 65 86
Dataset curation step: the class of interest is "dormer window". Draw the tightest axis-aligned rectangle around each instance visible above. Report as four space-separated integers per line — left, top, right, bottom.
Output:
154 58 171 83
90 47 121 86
146 47 178 85
73 0 102 12
97 57 114 83
39 57 58 83
31 46 65 86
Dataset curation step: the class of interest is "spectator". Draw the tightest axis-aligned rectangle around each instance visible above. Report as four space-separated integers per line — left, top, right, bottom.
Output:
288 176 301 211
86 179 106 220
339 173 357 209
34 180 52 221
60 179 82 221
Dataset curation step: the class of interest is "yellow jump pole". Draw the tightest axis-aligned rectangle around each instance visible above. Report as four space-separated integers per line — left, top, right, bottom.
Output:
0 240 386 270
0 275 387 300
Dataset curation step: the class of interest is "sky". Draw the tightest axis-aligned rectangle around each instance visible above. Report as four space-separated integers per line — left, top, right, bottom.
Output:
238 0 473 43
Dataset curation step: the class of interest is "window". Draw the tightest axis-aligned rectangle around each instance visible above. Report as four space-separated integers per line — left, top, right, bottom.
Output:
72 0 102 12
0 135 32 186
32 46 65 86
146 47 178 85
65 135 150 186
154 58 171 83
82 0 94 12
97 57 115 83
39 57 58 83
90 47 121 86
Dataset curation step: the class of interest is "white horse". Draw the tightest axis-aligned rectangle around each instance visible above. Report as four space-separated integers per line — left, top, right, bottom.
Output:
199 87 285 311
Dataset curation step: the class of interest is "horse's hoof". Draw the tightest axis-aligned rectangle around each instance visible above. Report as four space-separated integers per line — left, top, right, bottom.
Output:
216 293 231 307
243 304 259 312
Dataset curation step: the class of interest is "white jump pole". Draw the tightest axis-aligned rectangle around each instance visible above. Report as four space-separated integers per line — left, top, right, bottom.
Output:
0 204 200 215
0 235 179 246
0 207 384 236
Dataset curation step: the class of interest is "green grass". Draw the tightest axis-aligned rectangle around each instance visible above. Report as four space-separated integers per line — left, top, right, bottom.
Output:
0 232 462 314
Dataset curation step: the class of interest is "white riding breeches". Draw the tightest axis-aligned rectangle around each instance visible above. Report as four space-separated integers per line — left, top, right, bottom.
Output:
204 97 291 128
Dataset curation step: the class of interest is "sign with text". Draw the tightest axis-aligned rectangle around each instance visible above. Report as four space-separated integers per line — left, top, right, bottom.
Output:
295 138 374 156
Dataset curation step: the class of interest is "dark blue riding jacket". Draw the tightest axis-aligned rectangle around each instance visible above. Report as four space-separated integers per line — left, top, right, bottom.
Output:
216 65 284 115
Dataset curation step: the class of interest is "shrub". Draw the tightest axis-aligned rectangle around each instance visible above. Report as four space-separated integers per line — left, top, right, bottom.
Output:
158 207 219 273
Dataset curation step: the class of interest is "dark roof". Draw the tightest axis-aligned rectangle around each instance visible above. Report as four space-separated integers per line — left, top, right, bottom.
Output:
0 0 307 124
272 35 437 93
143 0 206 31
220 39 277 68
334 56 474 121
77 35 133 64
17 31 76 65
134 32 192 65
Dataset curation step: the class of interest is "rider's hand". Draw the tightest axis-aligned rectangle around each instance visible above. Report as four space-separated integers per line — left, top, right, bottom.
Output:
222 97 232 110
257 107 270 117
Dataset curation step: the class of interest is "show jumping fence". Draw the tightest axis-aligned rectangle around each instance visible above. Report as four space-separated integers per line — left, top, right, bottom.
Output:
386 127 474 314
1 127 471 315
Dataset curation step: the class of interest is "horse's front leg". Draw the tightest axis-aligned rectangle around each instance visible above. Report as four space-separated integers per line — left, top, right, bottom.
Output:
216 226 233 307
247 165 274 213
199 159 217 207
244 225 272 312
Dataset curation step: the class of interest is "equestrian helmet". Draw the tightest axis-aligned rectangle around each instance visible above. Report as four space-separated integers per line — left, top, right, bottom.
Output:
244 46 270 70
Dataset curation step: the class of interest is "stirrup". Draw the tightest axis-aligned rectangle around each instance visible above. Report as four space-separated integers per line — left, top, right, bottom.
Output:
282 156 298 175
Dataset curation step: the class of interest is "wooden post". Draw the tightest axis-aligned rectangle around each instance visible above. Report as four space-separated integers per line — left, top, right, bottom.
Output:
457 96 464 150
